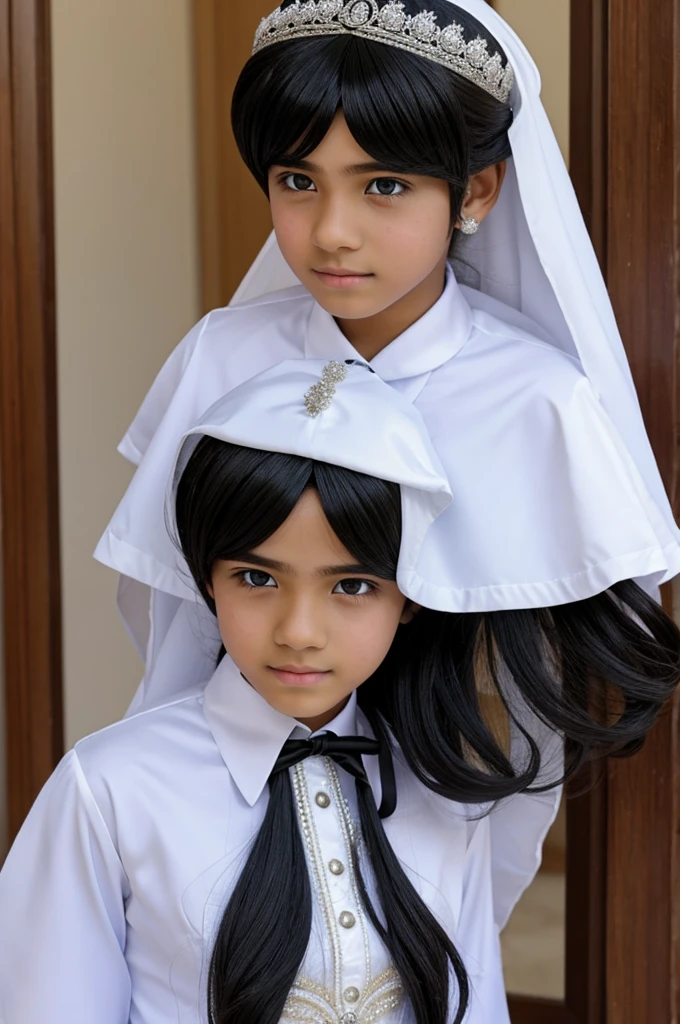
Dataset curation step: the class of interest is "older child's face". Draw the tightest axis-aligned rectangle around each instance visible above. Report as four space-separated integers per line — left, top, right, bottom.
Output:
208 488 414 731
268 112 453 354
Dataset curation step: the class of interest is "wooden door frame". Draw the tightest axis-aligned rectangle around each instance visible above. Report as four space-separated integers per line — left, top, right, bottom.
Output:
603 0 680 1019
0 0 63 847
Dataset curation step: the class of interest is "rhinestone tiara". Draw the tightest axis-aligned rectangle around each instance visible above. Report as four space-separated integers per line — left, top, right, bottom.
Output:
252 0 514 104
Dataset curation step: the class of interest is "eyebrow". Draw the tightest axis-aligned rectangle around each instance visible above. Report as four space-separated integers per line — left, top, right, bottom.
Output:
272 157 403 178
231 552 375 578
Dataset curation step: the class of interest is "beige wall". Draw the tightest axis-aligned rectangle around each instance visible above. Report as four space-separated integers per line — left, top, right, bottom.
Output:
51 0 200 746
495 0 571 161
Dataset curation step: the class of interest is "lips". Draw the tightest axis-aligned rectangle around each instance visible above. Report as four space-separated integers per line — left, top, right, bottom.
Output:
314 268 370 277
312 268 374 290
274 664 325 673
270 665 331 687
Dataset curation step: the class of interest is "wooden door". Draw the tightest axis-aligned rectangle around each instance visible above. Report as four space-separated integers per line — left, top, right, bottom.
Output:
599 0 680 1018
0 0 63 847
193 0 274 311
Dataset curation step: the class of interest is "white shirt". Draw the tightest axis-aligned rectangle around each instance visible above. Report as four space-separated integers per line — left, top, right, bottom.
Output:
0 656 561 1024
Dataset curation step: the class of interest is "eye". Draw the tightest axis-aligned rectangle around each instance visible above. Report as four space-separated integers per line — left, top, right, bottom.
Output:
283 173 316 192
333 579 374 597
366 178 408 197
242 570 276 588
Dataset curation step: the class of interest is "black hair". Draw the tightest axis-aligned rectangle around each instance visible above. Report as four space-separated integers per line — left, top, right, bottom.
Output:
231 0 513 239
175 437 680 1024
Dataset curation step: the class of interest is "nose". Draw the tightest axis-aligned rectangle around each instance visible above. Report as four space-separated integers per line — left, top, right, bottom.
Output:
273 594 328 652
311 194 361 254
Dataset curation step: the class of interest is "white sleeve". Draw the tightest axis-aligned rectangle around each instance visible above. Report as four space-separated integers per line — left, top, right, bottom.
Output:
118 313 211 466
488 712 564 932
0 751 131 1023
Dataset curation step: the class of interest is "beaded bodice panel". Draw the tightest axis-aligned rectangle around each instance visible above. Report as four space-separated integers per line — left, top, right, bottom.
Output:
280 758 404 1024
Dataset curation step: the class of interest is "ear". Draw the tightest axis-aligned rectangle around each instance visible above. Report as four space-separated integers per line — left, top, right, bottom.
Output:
457 160 507 229
205 580 215 601
400 600 421 626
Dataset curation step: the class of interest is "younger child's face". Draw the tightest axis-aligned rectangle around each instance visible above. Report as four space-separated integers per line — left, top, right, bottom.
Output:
268 112 453 327
208 488 414 731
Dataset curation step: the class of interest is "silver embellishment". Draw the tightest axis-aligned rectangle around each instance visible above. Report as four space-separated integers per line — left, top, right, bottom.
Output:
410 10 438 42
439 22 465 56
344 986 361 1003
466 36 489 68
252 0 515 104
460 215 480 235
329 858 345 875
284 763 404 1023
339 910 356 928
378 1 405 32
340 0 371 27
283 968 402 1022
304 361 349 417
315 790 332 807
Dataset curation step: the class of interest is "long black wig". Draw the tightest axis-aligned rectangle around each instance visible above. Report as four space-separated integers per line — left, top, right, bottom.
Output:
231 0 514 242
175 436 680 1024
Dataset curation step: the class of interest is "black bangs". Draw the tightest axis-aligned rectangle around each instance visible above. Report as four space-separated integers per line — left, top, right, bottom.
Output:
232 38 345 192
232 0 513 216
173 437 402 611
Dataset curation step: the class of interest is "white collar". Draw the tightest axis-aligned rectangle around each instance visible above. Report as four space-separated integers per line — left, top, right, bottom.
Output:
304 265 472 395
202 655 359 807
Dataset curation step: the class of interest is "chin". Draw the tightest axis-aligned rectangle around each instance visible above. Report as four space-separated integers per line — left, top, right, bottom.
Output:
276 693 337 721
308 290 390 320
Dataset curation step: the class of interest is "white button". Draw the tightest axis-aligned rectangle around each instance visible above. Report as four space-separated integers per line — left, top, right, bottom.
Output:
344 986 360 1003
339 911 356 929
315 792 331 808
329 859 345 876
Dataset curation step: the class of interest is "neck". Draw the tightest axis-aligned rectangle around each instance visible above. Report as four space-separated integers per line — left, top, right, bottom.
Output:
297 695 352 733
336 260 448 361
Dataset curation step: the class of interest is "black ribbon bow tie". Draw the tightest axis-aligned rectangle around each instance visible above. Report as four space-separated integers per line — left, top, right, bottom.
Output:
272 731 397 819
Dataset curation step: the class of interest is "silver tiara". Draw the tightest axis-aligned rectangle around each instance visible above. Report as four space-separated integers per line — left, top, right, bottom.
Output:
252 1 514 104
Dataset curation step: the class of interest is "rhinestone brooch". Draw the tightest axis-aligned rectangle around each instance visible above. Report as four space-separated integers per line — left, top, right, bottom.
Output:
304 361 349 417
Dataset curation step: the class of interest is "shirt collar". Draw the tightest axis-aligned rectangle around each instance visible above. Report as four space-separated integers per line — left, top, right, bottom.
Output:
304 264 473 388
202 655 359 807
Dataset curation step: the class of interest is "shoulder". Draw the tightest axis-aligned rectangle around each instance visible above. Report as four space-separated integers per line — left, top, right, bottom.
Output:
180 286 313 378
120 285 314 464
73 687 210 810
201 285 313 349
470 304 584 379
425 308 589 430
